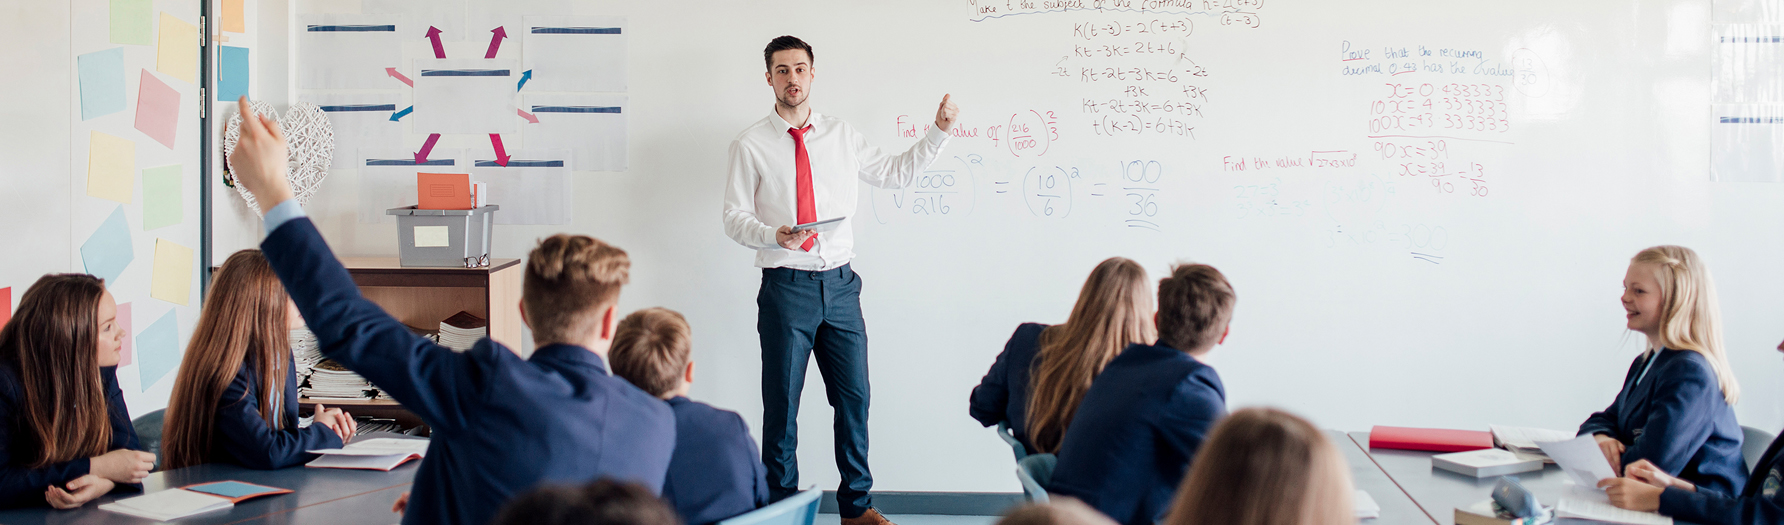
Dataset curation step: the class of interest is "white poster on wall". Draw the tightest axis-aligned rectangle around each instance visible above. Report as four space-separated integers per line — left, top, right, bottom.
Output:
520 16 626 92
358 150 463 223
468 149 571 225
521 93 626 171
297 14 404 89
300 93 406 168
412 59 519 134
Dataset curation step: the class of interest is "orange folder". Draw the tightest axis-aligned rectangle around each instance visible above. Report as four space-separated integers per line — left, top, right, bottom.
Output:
417 173 474 210
1368 425 1494 452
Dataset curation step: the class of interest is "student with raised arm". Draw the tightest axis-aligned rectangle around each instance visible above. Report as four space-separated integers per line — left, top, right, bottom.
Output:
1596 337 1784 524
721 35 958 525
1047 263 1234 525
1162 408 1355 525
0 274 154 509
162 250 357 470
608 308 769 525
226 97 675 525
969 257 1155 455
1578 245 1746 495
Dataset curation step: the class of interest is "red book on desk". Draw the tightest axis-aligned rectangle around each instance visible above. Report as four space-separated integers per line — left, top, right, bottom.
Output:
1369 425 1494 452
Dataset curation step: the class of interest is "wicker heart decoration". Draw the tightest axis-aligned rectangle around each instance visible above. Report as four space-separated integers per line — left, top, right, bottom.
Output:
222 101 335 215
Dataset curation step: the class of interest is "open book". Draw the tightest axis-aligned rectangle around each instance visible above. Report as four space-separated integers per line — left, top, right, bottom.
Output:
99 481 290 520
1490 425 1574 463
307 436 430 471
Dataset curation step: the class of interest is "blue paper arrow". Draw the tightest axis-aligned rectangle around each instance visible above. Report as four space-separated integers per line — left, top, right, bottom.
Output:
389 106 413 121
517 70 532 91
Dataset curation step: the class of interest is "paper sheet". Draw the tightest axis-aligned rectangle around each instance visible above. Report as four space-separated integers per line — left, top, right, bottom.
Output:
109 0 153 45
117 302 132 366
523 93 626 171
1556 486 1673 525
300 93 405 168
360 151 462 223
222 0 245 33
218 46 249 101
1490 425 1576 450
468 149 571 224
1713 104 1784 182
141 165 182 230
78 48 126 120
150 239 194 305
87 131 135 204
520 15 627 92
156 13 199 84
81 207 135 284
413 59 519 134
1537 435 1618 490
297 14 404 89
137 311 179 387
364 0 466 42
135 71 180 149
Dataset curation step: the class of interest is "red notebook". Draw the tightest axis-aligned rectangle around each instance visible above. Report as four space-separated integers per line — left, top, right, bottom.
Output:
1369 425 1494 452
417 173 474 210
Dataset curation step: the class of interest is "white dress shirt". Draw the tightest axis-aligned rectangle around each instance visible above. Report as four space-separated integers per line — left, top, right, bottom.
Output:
723 110 951 271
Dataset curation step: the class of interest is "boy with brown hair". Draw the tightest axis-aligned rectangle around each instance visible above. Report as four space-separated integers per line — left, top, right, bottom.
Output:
1047 263 1236 525
609 308 769 525
225 97 675 525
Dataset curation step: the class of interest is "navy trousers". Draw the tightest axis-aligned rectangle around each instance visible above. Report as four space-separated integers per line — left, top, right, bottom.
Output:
758 263 873 518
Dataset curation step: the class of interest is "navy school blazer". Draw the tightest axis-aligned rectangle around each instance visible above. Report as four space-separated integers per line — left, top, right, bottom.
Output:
207 353 342 469
1660 429 1784 524
1577 348 1747 496
969 323 1047 453
1047 342 1226 525
663 396 769 525
261 217 676 525
0 364 141 508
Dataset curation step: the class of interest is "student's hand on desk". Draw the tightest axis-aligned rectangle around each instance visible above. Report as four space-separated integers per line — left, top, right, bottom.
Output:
1598 477 1663 512
776 226 817 250
1625 459 1695 492
45 475 114 509
314 404 358 441
89 448 154 483
934 94 960 132
392 491 410 514
227 96 296 215
1593 433 1626 475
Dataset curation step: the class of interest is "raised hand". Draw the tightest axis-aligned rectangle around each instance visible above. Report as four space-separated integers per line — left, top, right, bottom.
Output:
227 97 295 214
934 94 960 132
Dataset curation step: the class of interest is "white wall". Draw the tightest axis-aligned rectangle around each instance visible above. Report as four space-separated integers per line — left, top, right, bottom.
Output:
0 2 74 306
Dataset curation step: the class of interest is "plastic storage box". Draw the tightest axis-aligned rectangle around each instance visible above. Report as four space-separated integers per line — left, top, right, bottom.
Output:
385 205 499 268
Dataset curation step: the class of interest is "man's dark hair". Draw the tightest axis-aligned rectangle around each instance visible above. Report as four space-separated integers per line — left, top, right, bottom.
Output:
1156 263 1235 353
491 479 683 525
764 35 814 71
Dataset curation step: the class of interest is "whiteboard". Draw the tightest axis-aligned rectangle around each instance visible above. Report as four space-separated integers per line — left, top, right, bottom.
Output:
257 0 1784 493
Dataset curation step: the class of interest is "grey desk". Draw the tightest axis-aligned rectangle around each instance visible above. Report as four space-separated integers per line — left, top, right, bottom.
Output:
1330 430 1439 525
1349 432 1610 525
0 462 416 524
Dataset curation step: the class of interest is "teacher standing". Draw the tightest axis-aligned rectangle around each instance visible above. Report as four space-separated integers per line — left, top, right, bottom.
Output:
721 35 959 525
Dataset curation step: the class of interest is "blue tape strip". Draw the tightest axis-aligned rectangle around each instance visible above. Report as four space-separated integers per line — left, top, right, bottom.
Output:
530 106 623 114
319 104 399 112
529 27 622 34
419 69 512 77
307 25 396 32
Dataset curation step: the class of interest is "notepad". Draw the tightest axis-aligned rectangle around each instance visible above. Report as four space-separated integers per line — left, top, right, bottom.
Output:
99 481 290 520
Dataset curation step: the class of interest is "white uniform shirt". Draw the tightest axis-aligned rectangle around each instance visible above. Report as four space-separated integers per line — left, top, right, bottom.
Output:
722 110 951 271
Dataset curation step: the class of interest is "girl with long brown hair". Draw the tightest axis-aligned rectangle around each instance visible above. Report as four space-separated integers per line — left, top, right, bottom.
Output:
969 257 1155 454
162 250 355 470
1162 407 1355 525
0 274 155 509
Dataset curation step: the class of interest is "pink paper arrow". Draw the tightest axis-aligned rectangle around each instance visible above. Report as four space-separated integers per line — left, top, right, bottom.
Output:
386 67 413 87
517 109 538 123
490 134 510 166
425 26 445 59
485 26 508 59
414 133 441 163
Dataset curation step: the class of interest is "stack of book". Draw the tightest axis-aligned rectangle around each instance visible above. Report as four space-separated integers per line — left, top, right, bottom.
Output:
303 360 380 400
439 311 487 352
290 329 324 386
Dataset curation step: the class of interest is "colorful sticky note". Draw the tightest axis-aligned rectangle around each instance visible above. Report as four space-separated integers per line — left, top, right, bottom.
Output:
156 13 198 84
137 311 178 388
218 46 249 101
135 71 180 149
86 131 134 204
222 0 245 33
117 302 132 366
109 0 152 46
150 239 194 305
142 165 181 230
0 287 11 328
80 207 134 285
77 48 126 120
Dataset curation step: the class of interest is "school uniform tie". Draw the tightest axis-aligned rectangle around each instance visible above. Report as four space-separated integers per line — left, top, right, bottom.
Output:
789 125 817 252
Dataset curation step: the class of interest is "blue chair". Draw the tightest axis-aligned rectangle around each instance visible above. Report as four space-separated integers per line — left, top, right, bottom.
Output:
716 489 821 525
1743 426 1777 474
996 421 1028 461
131 409 165 470
1016 453 1056 503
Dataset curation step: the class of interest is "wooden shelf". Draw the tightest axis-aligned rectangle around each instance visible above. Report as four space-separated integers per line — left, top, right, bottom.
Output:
340 256 525 351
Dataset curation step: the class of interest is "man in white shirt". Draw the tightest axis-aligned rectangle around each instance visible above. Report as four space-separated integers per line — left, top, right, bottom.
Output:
721 35 958 525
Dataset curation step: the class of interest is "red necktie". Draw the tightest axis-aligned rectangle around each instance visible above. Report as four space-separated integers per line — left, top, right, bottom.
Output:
789 125 816 252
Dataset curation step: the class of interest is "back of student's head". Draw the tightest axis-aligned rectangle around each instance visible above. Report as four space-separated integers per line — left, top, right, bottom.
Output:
998 497 1118 525
1163 407 1354 525
164 249 293 469
1155 263 1234 353
491 479 682 525
609 307 692 398
1630 245 1739 404
0 273 113 467
1026 257 1155 453
524 234 631 345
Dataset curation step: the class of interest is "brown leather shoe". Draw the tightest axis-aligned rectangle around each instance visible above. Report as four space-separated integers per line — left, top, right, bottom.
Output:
841 508 895 525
